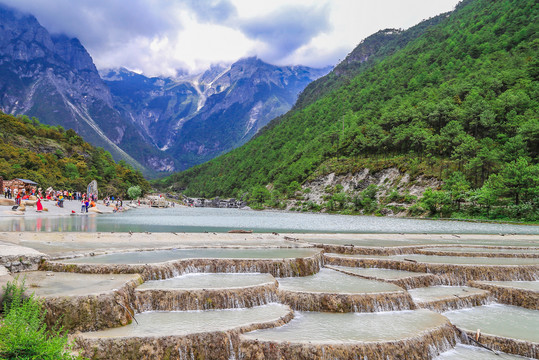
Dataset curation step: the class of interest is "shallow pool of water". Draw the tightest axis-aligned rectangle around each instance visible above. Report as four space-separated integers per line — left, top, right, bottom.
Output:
474 280 539 291
82 303 290 338
62 248 321 264
138 273 275 290
422 247 539 255
329 266 429 279
1 207 537 234
242 309 447 343
444 304 539 342
435 344 531 359
329 253 539 266
24 272 138 297
277 268 403 294
408 286 488 303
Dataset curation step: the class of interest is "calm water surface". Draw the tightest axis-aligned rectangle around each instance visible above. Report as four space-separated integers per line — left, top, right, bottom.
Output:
1 207 537 234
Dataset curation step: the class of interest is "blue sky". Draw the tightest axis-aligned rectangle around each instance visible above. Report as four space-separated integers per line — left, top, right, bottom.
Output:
0 0 461 76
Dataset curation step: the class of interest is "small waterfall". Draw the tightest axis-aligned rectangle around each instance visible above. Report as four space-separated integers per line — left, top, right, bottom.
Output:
468 281 539 310
277 289 415 312
134 283 279 312
226 333 237 360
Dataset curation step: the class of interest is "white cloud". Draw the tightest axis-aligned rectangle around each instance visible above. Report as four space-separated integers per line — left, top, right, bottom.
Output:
0 0 461 76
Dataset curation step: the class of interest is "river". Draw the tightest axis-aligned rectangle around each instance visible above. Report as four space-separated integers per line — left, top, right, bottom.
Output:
1 207 537 234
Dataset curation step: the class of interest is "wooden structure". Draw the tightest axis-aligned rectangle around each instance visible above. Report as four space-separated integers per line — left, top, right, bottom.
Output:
3 178 38 194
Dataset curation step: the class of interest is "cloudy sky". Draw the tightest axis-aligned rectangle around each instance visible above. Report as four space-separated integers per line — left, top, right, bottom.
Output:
1 0 460 76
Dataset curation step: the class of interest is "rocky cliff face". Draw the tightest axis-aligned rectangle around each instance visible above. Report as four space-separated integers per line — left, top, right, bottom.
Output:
0 4 176 173
104 58 331 170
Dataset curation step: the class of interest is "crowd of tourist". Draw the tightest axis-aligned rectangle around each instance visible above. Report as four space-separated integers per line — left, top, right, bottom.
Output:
3 185 137 214
3 186 38 205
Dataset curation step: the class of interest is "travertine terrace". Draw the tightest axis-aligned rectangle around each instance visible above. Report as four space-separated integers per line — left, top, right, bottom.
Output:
0 232 537 359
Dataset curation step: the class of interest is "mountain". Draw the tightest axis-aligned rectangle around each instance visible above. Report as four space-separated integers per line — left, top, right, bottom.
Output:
158 0 538 221
102 58 331 170
0 2 330 174
0 4 178 174
0 112 149 196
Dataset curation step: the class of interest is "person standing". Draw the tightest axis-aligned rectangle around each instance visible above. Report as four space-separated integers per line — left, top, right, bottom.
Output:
36 196 43 212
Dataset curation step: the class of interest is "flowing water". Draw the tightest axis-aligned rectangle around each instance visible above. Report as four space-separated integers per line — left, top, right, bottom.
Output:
1 207 537 234
241 309 447 343
138 273 275 290
408 286 488 303
24 271 138 297
444 304 539 342
81 303 290 338
277 268 403 293
61 248 321 264
435 344 532 359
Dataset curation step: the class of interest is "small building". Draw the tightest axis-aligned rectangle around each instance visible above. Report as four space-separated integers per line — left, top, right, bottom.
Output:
3 178 38 194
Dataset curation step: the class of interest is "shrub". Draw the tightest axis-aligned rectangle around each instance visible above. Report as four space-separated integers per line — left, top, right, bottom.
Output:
0 279 83 359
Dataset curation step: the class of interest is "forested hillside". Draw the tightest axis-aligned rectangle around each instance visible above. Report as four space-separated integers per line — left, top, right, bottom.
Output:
158 0 538 221
0 112 150 196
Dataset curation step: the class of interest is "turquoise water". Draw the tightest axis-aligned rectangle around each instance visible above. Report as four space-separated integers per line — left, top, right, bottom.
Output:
277 268 403 293
61 248 321 264
0 207 537 234
138 273 276 290
329 253 539 265
444 304 539 342
82 303 290 338
242 309 447 343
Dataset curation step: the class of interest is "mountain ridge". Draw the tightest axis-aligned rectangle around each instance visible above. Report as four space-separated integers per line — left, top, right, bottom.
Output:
104 57 331 170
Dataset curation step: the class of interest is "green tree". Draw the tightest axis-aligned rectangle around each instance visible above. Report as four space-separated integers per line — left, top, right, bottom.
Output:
443 171 470 211
420 188 451 216
500 158 537 205
127 185 142 200
249 186 270 206
64 163 79 180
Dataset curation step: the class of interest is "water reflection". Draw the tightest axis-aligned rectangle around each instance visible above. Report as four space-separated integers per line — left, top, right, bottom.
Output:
5 214 97 232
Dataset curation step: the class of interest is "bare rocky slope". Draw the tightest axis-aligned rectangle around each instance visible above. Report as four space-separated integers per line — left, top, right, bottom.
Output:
103 58 331 171
0 4 173 173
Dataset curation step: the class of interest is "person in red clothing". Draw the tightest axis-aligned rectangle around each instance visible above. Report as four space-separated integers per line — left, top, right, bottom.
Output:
36 197 43 212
